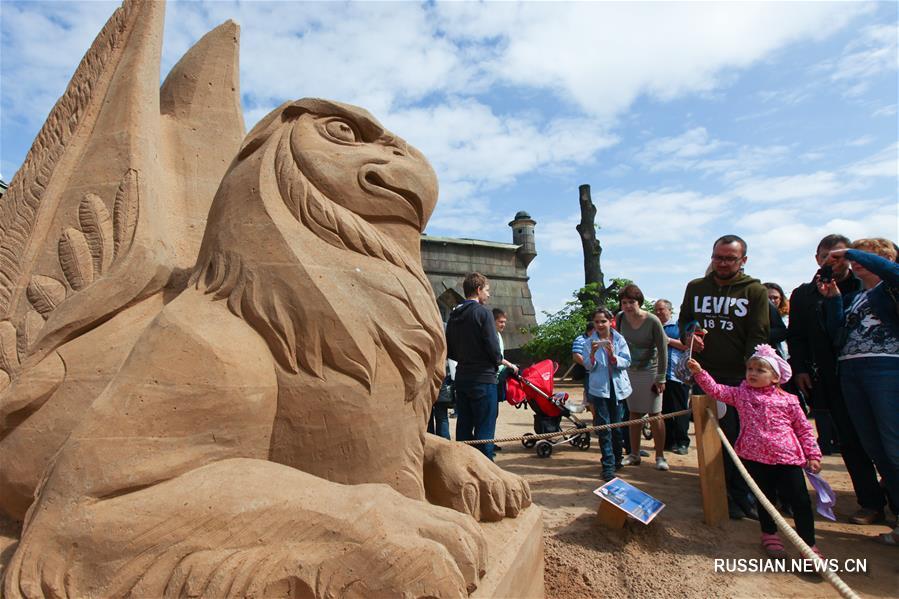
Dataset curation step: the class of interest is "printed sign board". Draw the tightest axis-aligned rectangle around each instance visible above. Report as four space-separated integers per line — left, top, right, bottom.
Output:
594 478 665 525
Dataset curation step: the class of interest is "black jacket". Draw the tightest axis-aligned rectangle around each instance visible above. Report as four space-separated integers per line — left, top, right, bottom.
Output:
446 300 503 384
769 302 787 353
787 272 861 407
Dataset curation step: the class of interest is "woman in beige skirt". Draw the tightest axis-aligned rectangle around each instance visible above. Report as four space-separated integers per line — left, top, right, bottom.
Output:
616 284 670 470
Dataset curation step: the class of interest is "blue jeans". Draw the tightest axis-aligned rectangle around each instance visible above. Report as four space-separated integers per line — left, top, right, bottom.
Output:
428 404 450 440
839 357 899 511
455 381 498 460
589 393 623 478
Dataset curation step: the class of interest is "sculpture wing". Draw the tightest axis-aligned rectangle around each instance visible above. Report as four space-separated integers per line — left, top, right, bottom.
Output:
0 0 244 388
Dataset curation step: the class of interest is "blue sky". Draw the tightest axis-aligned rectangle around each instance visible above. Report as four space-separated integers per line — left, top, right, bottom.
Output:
2 1 897 321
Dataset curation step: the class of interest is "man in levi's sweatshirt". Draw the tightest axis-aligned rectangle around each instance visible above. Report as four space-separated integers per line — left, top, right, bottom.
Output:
678 235 770 520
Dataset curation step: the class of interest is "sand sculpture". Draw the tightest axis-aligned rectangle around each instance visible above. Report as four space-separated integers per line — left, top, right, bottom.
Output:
0 1 533 597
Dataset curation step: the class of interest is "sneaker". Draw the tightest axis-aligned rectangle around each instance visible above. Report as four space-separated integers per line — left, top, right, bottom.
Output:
621 454 641 466
655 457 669 471
673 446 689 455
639 449 651 457
849 508 885 525
602 472 616 482
761 533 787 559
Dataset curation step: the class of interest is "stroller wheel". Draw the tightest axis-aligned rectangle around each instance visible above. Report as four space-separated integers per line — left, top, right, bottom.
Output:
522 433 537 449
642 421 652 440
575 434 591 450
536 441 553 458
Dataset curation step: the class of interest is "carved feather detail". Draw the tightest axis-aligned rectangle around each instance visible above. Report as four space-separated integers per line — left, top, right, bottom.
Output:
58 228 95 291
0 321 19 373
21 310 45 356
113 169 140 259
0 1 136 315
26 275 67 317
79 193 114 275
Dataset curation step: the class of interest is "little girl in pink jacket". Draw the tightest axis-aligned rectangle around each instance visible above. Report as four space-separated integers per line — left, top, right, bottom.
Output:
687 344 823 559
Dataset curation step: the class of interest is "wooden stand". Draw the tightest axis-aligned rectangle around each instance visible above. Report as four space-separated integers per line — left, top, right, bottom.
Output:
692 394 728 527
596 498 628 529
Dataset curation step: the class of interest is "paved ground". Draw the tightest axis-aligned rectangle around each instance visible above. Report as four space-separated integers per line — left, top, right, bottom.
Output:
491 383 897 599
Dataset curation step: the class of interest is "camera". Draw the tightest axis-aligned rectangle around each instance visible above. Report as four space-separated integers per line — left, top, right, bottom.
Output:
817 264 834 284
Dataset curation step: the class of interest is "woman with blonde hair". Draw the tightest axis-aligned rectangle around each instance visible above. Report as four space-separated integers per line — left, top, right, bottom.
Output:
820 237 899 546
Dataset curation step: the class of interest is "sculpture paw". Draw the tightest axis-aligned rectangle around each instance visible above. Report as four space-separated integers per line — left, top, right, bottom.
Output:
424 434 532 522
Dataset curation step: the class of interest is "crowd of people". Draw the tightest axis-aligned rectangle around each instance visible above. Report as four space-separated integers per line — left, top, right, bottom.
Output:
435 232 898 555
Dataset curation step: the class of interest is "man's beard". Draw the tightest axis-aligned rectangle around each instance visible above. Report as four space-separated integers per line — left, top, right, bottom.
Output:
715 269 740 281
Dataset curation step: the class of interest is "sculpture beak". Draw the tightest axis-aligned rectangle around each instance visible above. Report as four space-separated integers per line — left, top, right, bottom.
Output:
359 153 438 229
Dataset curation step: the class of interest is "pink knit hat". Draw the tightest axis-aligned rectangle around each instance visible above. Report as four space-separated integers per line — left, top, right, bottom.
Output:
750 344 792 383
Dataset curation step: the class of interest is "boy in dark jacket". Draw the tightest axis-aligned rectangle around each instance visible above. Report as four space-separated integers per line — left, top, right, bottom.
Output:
446 272 503 460
679 235 770 520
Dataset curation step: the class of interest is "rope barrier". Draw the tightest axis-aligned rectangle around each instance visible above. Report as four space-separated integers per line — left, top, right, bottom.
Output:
711 409 860 599
459 408 692 446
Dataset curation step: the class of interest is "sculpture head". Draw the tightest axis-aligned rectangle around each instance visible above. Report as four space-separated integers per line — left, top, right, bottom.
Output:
236 98 438 253
191 98 445 407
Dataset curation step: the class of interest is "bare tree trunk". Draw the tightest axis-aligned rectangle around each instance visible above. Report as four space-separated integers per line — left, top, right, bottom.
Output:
576 184 605 298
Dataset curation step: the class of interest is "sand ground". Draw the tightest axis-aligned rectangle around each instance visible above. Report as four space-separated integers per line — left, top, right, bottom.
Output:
493 383 897 599
0 384 896 598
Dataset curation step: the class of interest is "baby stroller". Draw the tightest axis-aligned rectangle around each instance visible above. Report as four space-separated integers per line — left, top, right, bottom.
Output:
506 359 591 458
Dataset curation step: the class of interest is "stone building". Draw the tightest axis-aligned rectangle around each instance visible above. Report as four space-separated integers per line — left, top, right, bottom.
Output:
421 211 537 355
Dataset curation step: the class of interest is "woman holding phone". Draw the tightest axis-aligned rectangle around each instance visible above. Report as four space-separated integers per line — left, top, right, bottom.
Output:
616 284 670 470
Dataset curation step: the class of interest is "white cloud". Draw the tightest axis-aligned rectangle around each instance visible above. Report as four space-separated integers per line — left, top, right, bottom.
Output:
634 127 790 180
435 2 869 118
873 104 897 117
822 23 899 97
386 101 616 234
538 215 583 254
593 188 730 246
846 143 899 178
636 127 722 165
732 171 859 203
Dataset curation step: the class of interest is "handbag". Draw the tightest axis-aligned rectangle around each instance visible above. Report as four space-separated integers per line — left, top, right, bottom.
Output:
436 376 454 407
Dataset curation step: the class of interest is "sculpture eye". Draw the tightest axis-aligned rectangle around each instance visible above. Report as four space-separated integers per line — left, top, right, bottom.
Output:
323 118 361 143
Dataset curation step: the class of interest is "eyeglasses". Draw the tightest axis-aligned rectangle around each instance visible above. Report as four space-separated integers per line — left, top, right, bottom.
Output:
711 254 743 264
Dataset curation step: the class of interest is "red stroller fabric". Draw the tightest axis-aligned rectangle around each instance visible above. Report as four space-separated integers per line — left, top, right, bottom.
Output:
506 360 559 415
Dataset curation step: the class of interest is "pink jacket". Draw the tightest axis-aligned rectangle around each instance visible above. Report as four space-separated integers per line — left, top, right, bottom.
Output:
694 370 822 466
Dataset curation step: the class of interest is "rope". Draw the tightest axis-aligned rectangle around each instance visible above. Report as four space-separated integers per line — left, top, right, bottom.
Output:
459 408 692 446
711 409 860 599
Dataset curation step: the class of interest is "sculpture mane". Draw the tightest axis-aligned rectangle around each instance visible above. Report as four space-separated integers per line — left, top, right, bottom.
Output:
189 99 445 403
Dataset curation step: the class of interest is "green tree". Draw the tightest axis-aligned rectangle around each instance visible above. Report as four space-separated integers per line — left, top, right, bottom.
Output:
521 278 649 366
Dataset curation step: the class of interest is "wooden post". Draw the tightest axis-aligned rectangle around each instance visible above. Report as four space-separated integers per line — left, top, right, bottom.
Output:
596 499 628 529
692 394 728 526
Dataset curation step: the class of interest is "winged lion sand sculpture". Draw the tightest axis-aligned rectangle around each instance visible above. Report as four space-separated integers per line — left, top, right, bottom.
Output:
0 1 534 597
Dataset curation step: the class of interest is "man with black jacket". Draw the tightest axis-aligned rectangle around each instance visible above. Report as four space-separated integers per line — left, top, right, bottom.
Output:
446 272 504 460
788 234 888 525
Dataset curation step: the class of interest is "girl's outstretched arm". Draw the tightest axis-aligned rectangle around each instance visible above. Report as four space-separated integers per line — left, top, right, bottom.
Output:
687 359 739 407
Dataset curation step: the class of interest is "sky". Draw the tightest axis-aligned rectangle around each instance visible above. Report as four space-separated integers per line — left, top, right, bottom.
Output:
2 1 897 323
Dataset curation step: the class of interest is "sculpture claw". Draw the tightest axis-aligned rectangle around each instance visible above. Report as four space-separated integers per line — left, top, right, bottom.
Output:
423 434 532 522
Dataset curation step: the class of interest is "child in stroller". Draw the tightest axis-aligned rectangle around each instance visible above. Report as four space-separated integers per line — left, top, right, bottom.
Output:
506 359 591 458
